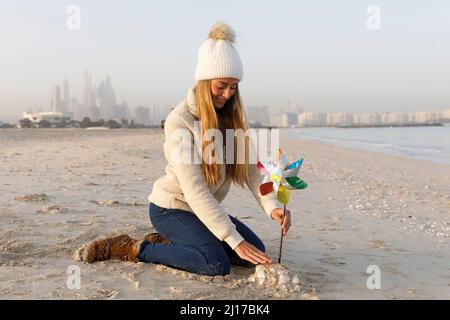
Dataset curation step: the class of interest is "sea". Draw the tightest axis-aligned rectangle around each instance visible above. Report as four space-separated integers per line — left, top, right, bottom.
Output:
288 124 450 165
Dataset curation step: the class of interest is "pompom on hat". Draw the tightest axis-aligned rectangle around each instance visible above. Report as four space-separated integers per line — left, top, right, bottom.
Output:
194 21 244 81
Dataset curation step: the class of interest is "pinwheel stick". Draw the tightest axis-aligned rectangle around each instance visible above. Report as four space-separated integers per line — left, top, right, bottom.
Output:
278 204 286 263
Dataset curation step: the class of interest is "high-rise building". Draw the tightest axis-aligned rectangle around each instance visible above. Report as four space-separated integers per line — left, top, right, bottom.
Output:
281 112 298 127
89 105 100 121
298 112 327 126
441 109 450 120
84 70 91 108
63 79 70 113
151 104 160 125
415 111 438 123
70 97 82 121
111 100 129 120
269 114 283 127
386 112 401 124
51 86 61 112
97 75 117 120
83 70 98 120
352 112 382 125
135 106 150 125
327 113 354 126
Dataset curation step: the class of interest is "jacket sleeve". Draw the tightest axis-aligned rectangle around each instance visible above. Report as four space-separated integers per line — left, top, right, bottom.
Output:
163 115 244 250
245 162 283 219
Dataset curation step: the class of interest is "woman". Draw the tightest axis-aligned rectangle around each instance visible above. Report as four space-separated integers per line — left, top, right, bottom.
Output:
80 22 292 276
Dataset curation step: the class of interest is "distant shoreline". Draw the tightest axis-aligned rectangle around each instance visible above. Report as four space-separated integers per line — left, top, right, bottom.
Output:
334 122 444 129
250 122 446 129
1 122 446 130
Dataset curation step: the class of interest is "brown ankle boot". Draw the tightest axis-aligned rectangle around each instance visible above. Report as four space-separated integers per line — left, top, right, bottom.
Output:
82 234 143 263
143 232 170 244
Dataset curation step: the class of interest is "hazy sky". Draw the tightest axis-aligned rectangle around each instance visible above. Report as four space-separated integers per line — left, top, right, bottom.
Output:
1 0 449 121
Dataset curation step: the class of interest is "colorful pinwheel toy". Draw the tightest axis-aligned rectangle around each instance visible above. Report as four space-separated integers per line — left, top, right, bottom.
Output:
257 148 308 263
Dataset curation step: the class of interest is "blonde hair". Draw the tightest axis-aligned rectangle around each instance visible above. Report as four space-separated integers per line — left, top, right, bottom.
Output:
195 80 249 187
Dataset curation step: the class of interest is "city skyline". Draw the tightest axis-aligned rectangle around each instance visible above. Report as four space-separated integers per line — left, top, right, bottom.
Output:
2 68 449 128
1 1 450 122
12 70 173 126
13 72 450 128
8 70 450 126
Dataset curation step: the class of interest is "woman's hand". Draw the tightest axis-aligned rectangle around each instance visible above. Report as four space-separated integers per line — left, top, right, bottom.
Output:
234 240 272 265
270 207 291 236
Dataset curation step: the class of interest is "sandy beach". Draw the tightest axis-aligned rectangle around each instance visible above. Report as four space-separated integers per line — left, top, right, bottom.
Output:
1 128 449 299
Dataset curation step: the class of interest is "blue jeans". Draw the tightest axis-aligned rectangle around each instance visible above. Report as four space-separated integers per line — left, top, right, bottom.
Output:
138 203 266 276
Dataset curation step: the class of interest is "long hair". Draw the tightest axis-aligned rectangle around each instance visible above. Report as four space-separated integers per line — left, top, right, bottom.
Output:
195 80 249 187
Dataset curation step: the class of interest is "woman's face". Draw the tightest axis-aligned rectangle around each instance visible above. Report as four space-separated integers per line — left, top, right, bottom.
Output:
210 78 239 109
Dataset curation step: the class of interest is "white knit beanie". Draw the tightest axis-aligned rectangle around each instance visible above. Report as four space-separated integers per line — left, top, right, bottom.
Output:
195 21 243 81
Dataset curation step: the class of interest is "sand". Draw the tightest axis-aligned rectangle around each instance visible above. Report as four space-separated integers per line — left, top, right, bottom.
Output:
0 128 449 299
